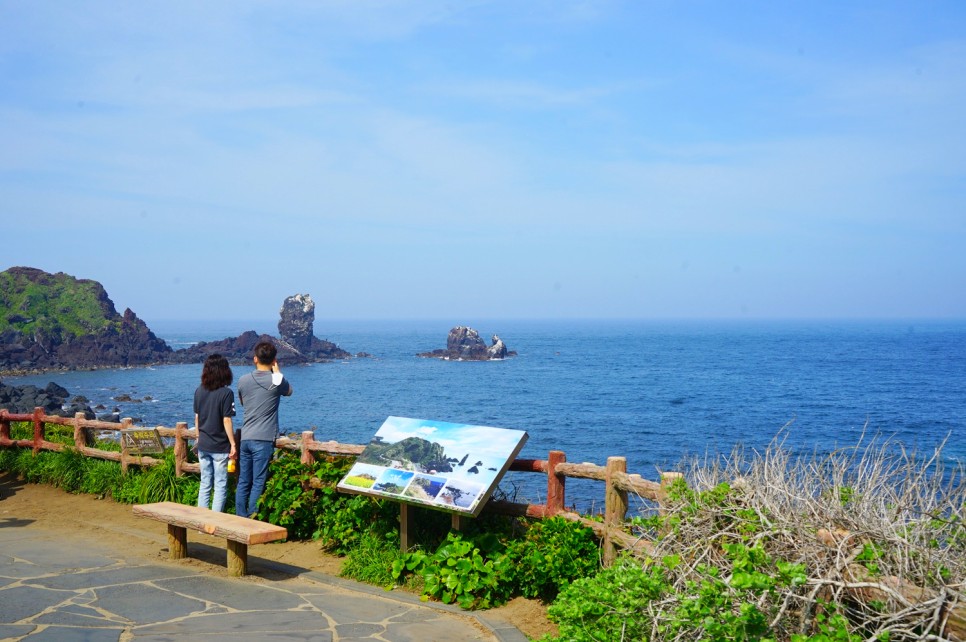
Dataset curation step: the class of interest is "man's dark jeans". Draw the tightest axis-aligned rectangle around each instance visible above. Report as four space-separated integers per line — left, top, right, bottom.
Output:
235 439 275 518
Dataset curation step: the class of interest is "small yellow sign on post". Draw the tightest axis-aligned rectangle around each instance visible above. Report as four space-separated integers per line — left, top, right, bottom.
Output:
120 428 165 455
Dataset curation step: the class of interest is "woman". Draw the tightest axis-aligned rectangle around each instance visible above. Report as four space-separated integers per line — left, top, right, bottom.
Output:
194 353 237 512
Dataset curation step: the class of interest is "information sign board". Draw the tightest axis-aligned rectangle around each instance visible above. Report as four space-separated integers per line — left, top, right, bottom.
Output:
338 416 528 517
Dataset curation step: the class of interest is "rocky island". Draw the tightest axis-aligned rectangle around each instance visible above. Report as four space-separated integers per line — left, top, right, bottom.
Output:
417 326 516 361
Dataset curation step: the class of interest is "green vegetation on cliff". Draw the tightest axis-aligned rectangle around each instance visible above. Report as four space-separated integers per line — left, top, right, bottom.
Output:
0 266 171 373
0 266 117 339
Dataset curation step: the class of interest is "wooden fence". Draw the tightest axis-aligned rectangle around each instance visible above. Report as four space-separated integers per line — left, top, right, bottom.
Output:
0 406 673 562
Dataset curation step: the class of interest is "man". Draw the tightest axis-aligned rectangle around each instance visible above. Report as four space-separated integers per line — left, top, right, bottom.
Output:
235 341 293 518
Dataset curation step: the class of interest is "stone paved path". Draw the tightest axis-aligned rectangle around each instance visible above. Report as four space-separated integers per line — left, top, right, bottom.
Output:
0 524 526 641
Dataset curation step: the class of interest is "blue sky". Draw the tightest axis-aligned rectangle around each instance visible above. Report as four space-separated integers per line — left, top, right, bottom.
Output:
2 1 964 322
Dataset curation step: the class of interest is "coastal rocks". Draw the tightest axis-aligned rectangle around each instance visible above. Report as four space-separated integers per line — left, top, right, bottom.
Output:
0 380 95 418
417 326 516 361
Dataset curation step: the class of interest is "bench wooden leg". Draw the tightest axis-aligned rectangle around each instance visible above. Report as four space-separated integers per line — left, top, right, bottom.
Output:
227 540 248 576
168 524 187 559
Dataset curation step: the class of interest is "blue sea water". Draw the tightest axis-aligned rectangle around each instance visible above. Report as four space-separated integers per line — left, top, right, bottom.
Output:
7 319 965 511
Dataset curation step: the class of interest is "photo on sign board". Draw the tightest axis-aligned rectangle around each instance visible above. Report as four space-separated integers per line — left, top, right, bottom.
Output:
372 468 415 496
340 463 384 490
436 478 486 510
403 473 448 501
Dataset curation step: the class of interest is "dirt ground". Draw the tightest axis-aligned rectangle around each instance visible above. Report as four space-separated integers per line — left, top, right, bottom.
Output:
0 472 558 640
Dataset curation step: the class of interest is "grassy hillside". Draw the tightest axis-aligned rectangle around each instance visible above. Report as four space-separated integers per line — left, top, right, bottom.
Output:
0 267 118 339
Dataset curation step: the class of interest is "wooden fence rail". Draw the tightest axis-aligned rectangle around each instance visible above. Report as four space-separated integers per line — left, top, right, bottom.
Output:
1 407 673 562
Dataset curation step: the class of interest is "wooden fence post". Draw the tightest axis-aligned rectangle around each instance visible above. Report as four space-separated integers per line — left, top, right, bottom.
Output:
0 409 10 443
603 456 628 567
174 421 189 476
300 431 316 466
32 407 44 455
119 417 133 474
546 450 566 515
73 412 87 450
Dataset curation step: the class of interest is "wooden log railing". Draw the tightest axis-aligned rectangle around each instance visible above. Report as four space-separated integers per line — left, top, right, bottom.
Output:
1 407 673 563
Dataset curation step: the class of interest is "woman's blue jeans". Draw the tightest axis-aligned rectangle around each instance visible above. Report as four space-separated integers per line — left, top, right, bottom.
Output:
198 451 230 512
235 439 274 518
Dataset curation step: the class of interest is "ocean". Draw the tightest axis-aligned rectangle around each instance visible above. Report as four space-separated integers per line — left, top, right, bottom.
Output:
6 319 965 512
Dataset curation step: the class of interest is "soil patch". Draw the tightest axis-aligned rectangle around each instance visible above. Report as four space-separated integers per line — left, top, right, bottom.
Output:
0 471 556 639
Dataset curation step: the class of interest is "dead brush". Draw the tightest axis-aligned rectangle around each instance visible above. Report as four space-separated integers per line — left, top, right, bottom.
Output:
636 428 965 641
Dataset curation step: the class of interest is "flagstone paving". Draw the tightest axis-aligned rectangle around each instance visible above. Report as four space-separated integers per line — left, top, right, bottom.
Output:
0 524 526 641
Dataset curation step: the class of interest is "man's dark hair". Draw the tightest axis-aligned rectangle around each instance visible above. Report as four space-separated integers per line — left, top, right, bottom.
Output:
254 341 278 366
201 353 233 391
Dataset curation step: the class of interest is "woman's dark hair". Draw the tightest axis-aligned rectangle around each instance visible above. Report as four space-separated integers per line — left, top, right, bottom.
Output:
201 354 233 391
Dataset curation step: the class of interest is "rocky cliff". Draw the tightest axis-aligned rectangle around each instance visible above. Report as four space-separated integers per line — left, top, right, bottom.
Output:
0 267 172 373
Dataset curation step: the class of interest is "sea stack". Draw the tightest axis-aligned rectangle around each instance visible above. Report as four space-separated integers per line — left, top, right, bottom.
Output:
278 294 315 354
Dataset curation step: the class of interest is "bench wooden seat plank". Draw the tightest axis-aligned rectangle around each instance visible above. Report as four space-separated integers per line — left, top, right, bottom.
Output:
133 501 287 576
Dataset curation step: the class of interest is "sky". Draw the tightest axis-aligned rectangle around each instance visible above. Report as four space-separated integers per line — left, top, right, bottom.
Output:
1 1 964 323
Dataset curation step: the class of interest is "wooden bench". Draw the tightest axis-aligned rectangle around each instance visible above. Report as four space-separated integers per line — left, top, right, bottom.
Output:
132 502 287 576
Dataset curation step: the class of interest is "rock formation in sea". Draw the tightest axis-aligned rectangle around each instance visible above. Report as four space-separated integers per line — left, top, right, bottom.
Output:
171 293 350 365
0 266 172 374
417 326 516 361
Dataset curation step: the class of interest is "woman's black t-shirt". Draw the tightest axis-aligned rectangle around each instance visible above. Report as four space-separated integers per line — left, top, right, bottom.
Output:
194 386 236 453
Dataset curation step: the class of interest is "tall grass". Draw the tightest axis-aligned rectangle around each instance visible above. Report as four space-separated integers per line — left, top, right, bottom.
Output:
138 451 197 504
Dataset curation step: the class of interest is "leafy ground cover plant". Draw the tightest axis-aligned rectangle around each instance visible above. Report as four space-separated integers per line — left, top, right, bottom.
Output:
392 530 514 609
389 516 602 610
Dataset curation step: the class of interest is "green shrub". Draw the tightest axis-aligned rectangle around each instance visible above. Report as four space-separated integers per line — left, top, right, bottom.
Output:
258 452 398 547
15 448 54 483
258 451 321 539
504 517 600 601
111 468 146 504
